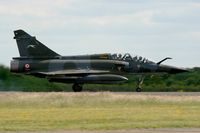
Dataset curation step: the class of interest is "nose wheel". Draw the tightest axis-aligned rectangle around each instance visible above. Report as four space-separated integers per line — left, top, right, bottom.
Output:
72 83 83 92
136 87 142 92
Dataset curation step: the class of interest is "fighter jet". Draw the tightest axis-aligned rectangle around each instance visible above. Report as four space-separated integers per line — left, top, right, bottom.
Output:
10 30 188 92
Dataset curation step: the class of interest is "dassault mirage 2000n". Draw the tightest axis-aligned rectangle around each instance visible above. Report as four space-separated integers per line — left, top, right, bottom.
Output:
10 30 188 92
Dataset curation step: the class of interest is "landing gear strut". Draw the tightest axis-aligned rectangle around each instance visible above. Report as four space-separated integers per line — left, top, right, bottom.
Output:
72 83 83 92
136 76 145 92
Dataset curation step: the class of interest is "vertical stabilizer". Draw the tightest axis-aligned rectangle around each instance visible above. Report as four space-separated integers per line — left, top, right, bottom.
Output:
14 30 60 57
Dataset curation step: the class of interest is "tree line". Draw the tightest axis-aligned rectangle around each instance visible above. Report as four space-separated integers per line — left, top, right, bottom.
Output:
0 65 199 92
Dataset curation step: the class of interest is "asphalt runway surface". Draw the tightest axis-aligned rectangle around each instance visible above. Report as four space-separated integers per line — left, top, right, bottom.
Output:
1 128 200 133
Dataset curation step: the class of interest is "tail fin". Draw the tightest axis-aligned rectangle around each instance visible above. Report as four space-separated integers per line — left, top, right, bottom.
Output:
14 29 60 57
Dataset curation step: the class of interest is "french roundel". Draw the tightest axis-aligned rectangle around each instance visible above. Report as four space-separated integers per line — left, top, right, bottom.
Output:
25 64 30 69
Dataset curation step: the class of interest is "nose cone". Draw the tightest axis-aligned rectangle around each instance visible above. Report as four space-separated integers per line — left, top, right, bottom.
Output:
157 65 188 74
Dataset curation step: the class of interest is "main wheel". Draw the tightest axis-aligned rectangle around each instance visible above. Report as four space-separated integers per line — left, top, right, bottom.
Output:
136 87 142 92
72 84 83 92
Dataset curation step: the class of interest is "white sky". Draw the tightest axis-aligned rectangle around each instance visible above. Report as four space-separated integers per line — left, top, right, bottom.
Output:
0 0 200 67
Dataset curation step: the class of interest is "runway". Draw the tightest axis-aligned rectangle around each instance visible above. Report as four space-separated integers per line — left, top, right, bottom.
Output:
1 91 200 96
1 128 200 133
112 92 200 96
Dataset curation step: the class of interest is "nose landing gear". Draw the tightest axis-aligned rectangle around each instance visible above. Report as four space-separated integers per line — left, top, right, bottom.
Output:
136 87 142 92
136 76 145 92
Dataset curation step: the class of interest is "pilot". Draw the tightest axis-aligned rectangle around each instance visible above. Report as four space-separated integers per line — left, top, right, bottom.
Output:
112 54 117 59
117 54 122 59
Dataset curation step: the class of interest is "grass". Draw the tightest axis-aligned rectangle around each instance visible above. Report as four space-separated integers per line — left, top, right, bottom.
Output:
0 92 200 131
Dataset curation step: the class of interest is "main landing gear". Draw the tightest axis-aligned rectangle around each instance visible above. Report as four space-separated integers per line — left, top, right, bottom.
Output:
72 83 83 92
136 76 145 92
72 76 145 92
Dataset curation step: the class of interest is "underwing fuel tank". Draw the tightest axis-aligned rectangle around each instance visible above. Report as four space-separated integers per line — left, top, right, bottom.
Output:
49 74 128 84
82 74 128 84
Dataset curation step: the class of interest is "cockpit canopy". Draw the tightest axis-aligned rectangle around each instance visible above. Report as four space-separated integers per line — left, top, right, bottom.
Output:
111 53 153 63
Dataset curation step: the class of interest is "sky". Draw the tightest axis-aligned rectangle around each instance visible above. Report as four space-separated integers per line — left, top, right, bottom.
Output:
0 0 200 67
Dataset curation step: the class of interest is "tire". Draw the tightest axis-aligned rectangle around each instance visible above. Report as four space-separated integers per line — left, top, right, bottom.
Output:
72 84 83 92
136 87 142 92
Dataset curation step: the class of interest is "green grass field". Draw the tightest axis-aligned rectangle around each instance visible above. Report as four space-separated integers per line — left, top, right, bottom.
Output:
0 92 200 131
